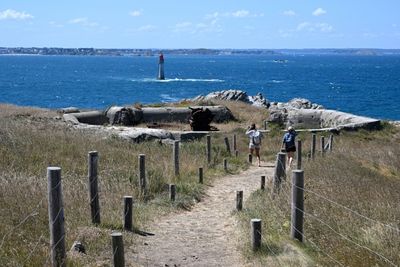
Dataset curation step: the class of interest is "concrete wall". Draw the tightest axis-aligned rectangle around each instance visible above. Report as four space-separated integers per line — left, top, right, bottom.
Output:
63 105 234 126
67 111 108 125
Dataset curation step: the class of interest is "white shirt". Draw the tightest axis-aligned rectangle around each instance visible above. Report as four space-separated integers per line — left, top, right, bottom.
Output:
246 129 262 148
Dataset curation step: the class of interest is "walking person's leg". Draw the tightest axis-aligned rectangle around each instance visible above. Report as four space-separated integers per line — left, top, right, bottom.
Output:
255 147 261 167
287 151 293 167
249 147 254 164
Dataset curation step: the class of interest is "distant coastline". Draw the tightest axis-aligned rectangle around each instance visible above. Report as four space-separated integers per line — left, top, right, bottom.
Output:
1 47 400 57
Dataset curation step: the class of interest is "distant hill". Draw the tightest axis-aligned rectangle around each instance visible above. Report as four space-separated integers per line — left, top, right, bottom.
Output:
1 47 399 56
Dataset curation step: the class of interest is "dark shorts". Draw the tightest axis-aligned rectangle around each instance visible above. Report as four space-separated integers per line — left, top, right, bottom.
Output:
285 146 296 152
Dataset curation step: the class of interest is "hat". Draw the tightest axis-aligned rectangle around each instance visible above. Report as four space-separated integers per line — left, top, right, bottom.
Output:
288 126 294 131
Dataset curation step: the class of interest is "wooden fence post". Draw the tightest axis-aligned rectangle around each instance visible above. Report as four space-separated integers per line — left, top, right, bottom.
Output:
251 219 262 251
138 154 146 197
296 140 302 170
206 135 211 164
88 151 100 225
264 120 268 130
291 170 304 242
111 232 125 267
321 136 325 155
248 153 253 164
198 167 203 184
311 133 316 160
272 152 286 194
224 137 231 156
169 184 176 202
329 134 334 152
233 134 237 151
123 196 133 231
223 158 228 171
173 140 180 176
47 167 66 267
261 176 265 190
236 190 243 211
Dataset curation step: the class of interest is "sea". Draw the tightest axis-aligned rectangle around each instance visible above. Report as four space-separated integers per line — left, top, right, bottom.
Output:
0 54 399 120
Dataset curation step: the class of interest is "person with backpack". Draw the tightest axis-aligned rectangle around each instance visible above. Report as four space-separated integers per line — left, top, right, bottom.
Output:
246 123 263 167
282 126 297 167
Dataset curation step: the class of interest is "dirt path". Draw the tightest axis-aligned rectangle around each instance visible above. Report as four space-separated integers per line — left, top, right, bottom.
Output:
130 163 275 267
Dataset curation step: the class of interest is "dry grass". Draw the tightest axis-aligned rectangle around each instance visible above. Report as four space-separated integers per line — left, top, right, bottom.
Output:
0 103 255 266
4 101 398 266
237 124 400 266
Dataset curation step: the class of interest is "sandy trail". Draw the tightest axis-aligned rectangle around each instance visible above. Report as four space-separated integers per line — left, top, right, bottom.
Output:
130 163 275 267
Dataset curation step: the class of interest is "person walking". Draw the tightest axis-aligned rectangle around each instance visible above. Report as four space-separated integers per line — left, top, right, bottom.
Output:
246 123 263 167
282 126 297 167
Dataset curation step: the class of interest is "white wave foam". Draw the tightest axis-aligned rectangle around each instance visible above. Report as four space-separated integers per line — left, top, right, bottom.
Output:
130 78 224 83
271 80 284 83
160 94 179 102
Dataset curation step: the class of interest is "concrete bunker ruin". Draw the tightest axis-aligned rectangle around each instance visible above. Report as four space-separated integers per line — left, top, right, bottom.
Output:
62 105 235 143
63 105 234 126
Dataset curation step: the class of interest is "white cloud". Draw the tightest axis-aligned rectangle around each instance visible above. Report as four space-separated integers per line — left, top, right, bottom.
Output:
0 9 33 20
137 24 156 32
297 22 311 31
363 32 378 38
175 22 192 28
279 29 292 38
283 10 296 16
129 10 142 17
205 10 263 19
205 12 220 19
173 22 193 32
196 23 207 29
68 17 98 27
313 8 327 16
49 21 64 28
316 23 333 32
297 22 333 32
232 10 250 18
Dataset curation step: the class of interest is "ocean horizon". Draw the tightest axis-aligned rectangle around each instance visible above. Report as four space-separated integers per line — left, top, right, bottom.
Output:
1 54 399 120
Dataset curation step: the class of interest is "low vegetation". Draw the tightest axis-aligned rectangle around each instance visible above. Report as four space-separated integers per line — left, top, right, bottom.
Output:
0 102 265 266
237 124 400 266
1 102 398 267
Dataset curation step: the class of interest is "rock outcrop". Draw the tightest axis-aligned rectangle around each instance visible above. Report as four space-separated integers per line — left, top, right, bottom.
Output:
193 90 270 108
268 99 380 130
286 109 381 130
267 98 324 125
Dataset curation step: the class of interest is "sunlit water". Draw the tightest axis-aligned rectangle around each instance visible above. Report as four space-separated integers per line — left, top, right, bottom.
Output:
0 54 399 120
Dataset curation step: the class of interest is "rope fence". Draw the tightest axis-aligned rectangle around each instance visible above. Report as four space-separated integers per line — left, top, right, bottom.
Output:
242 131 398 266
3 131 398 266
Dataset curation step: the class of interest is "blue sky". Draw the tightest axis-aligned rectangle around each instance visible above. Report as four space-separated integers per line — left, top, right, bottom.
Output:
1 1 399 49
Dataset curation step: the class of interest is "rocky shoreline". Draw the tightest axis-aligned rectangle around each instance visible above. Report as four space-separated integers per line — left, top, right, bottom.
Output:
56 89 384 144
191 89 380 130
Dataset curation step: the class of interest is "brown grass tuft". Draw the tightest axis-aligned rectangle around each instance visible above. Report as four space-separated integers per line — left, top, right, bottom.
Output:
0 103 254 266
238 125 400 266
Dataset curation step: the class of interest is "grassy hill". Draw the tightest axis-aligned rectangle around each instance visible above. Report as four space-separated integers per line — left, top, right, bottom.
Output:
0 102 398 266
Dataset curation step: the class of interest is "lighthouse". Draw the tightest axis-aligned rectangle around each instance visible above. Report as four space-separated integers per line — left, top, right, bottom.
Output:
157 52 165 80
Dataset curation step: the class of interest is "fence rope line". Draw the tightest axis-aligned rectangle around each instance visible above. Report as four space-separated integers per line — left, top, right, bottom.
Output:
278 151 399 233
285 179 400 233
259 231 284 267
274 151 398 266
45 233 66 266
22 232 45 265
294 206 398 267
0 196 45 250
291 225 347 267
